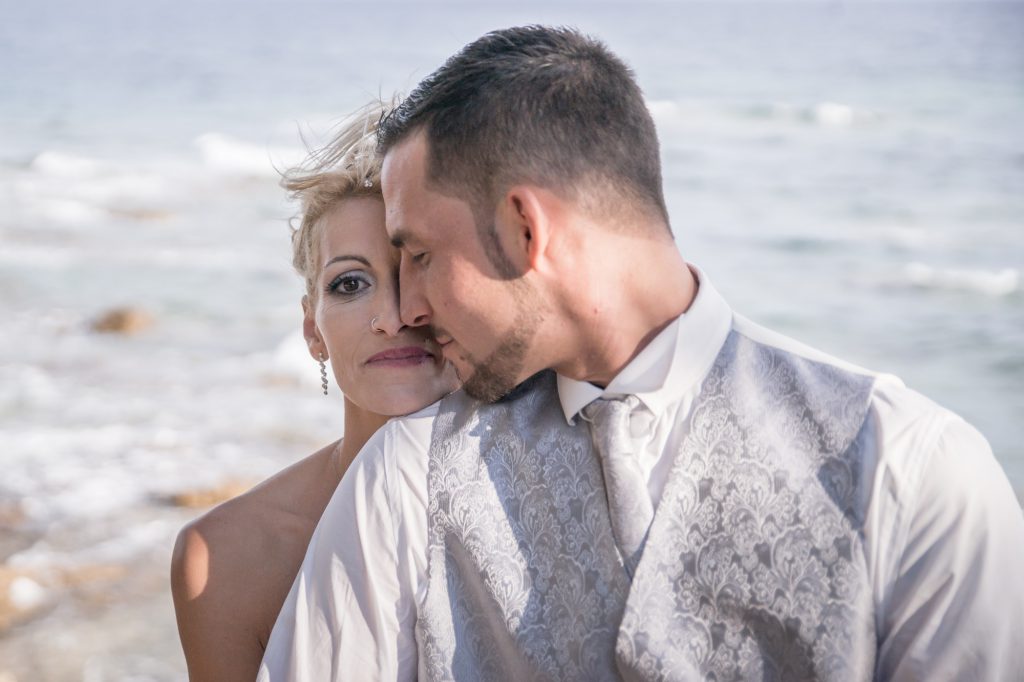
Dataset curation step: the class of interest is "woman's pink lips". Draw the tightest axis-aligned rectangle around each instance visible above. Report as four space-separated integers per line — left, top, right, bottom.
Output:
365 346 435 367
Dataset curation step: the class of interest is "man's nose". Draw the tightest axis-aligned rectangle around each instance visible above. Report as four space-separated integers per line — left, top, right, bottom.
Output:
398 259 431 328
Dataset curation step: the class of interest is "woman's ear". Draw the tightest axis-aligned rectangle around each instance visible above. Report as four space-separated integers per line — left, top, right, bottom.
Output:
301 295 327 360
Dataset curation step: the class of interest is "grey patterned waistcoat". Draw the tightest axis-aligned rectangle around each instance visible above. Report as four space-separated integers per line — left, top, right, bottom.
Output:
417 331 878 681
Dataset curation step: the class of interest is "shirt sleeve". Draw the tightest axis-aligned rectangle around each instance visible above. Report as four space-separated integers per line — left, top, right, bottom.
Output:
874 412 1024 681
257 419 420 682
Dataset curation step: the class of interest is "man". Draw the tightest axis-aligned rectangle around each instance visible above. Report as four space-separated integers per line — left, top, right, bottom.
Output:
260 26 1024 681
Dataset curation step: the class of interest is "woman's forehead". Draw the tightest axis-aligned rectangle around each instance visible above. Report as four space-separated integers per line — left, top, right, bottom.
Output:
318 197 397 268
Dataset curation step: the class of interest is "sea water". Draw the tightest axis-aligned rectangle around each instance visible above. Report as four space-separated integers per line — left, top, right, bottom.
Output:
1 1 1021 679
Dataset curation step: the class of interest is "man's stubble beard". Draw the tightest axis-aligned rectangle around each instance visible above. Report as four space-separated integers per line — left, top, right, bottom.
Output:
457 282 543 404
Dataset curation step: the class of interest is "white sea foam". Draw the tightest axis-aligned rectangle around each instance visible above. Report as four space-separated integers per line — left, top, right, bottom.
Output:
903 263 1019 297
17 150 178 227
646 99 682 122
0 364 60 410
29 150 104 178
8 576 49 611
811 101 856 127
645 99 728 132
21 197 108 226
646 98 879 134
194 133 303 177
6 519 178 570
875 225 931 249
0 244 79 267
147 246 280 271
272 330 322 388
761 101 879 127
2 423 153 507
842 223 946 252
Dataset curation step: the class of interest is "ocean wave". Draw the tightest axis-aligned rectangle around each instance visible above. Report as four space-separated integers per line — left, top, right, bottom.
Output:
271 329 323 388
903 263 1019 297
810 102 857 127
29 150 104 177
23 197 109 226
194 132 303 177
0 421 235 525
0 242 286 273
18 150 176 227
7 518 179 570
874 225 931 249
646 98 880 130
646 99 684 122
11 138 297 230
755 101 880 128
0 364 60 411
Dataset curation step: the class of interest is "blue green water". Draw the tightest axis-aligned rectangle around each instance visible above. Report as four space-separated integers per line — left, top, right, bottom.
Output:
0 2 1021 676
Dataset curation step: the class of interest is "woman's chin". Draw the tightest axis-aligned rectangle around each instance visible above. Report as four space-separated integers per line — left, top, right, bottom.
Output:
341 364 460 417
354 386 449 418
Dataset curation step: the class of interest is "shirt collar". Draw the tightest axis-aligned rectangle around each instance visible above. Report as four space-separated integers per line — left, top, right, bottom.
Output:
556 265 733 424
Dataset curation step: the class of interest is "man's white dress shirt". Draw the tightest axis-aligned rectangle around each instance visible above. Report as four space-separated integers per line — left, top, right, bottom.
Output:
259 269 1024 681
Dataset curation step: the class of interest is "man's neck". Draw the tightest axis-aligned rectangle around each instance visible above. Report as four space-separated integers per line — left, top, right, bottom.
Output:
553 256 698 388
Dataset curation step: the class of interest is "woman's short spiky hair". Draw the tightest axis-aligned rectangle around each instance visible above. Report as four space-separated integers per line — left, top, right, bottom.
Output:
282 100 391 302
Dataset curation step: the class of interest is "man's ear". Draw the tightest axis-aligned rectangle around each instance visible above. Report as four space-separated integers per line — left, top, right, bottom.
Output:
500 185 553 273
301 295 327 360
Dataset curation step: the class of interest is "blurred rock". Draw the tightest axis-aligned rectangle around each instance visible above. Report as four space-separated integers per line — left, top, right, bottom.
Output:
60 564 128 590
0 502 26 528
168 480 254 508
90 307 155 335
0 561 138 634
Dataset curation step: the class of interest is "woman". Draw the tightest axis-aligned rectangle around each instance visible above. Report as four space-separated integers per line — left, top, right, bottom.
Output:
170 102 458 682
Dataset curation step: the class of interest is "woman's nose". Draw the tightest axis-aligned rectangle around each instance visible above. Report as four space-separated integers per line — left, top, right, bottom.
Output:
370 306 406 337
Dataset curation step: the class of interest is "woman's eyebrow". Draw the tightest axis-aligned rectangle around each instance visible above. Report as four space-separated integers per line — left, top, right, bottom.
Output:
323 254 372 269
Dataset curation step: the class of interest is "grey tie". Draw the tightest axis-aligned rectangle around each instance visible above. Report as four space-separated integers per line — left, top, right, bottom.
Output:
582 396 655 578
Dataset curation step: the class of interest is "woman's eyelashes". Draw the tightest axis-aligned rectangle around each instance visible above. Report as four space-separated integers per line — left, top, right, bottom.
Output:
325 271 373 299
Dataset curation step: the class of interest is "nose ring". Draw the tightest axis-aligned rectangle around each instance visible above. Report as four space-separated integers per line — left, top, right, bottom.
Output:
370 316 384 333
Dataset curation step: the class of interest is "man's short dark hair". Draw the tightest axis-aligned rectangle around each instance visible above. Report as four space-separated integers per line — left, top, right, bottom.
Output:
378 25 670 267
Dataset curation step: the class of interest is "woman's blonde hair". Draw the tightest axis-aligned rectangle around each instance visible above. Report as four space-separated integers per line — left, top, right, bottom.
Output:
282 100 390 302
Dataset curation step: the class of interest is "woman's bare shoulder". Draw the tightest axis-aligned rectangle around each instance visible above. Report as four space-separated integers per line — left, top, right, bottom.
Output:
170 441 343 681
172 441 341 588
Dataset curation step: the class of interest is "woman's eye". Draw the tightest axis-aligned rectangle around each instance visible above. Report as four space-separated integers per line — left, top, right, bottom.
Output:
412 251 429 266
328 274 370 296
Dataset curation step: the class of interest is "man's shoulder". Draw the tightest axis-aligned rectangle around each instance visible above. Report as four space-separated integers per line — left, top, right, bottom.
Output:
732 314 883 380
732 313 961 440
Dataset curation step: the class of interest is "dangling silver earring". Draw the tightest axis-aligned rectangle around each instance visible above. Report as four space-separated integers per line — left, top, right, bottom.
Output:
318 352 328 395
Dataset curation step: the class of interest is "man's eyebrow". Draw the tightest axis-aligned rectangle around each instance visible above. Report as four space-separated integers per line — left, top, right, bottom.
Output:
389 229 411 250
323 254 371 269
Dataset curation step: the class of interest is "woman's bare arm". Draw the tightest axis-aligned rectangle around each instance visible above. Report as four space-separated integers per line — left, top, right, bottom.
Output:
171 443 344 681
